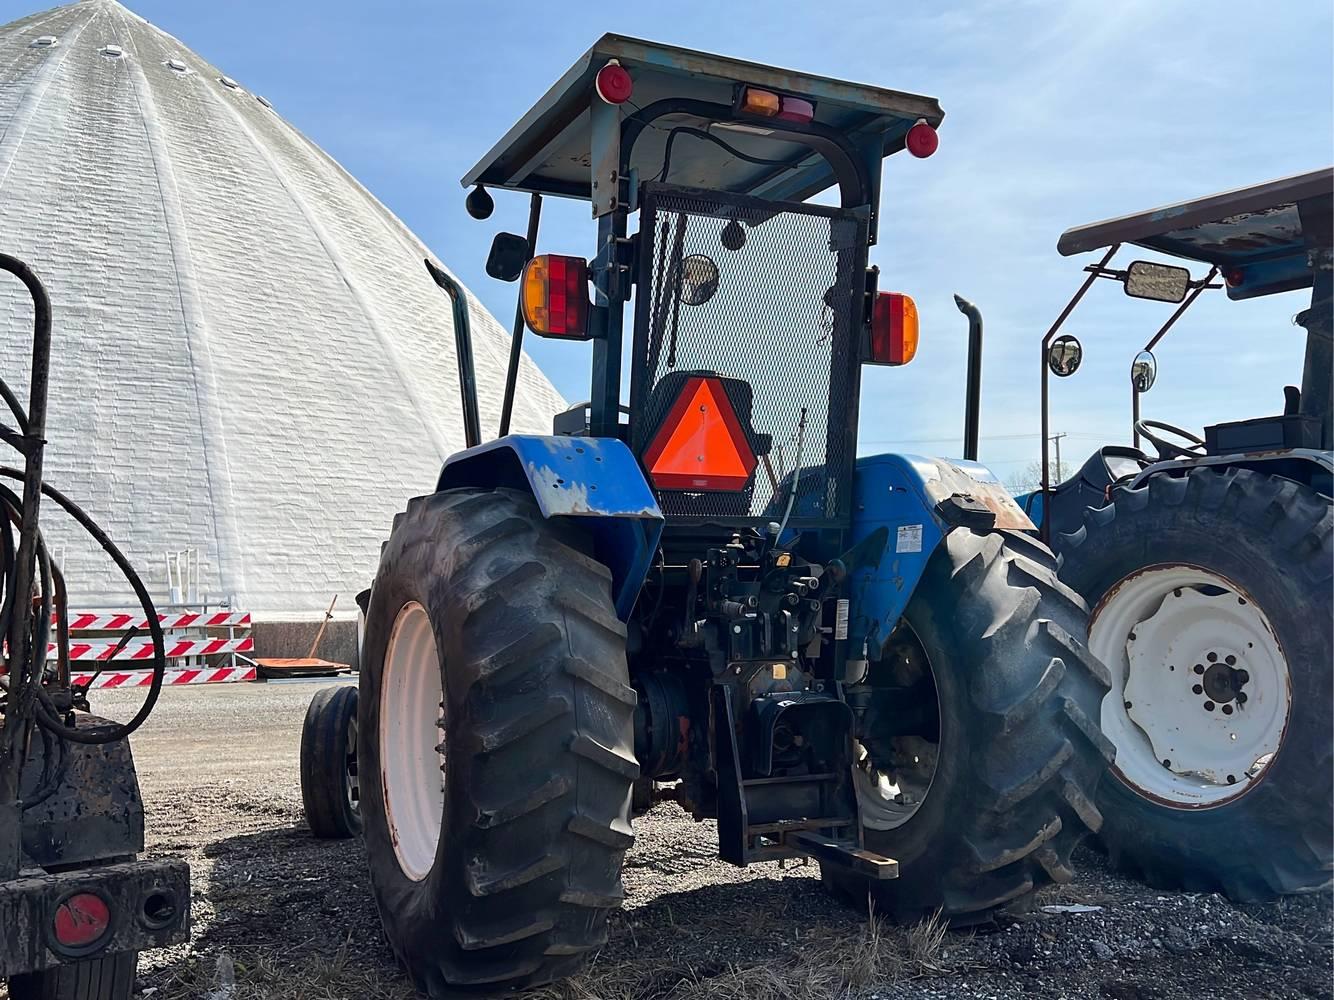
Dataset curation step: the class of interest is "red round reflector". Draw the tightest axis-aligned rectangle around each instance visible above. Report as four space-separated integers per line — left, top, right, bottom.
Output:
595 62 633 104
905 120 939 159
1225 267 1245 287
53 893 111 949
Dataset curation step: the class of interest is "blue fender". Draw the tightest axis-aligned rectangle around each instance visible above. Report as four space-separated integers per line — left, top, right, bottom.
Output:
436 435 663 620
846 454 1036 657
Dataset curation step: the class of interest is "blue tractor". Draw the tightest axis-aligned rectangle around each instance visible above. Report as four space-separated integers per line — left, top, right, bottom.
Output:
303 38 1111 993
1027 169 1332 901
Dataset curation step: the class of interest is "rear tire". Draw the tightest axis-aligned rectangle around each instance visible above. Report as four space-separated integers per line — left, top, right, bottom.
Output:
1056 466 1333 900
7 952 136 1000
359 488 637 994
300 685 362 839
824 528 1112 924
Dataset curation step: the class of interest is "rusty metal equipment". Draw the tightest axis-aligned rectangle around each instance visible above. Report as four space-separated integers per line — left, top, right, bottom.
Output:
255 595 349 677
0 254 189 996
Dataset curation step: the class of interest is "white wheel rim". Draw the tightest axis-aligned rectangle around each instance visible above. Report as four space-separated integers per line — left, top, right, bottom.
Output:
380 602 445 880
1089 564 1290 807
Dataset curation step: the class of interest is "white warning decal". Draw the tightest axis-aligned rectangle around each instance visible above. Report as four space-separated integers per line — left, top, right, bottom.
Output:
835 599 850 640
896 524 923 553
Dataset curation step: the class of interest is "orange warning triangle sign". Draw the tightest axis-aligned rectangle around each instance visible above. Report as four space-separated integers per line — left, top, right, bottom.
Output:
644 376 757 490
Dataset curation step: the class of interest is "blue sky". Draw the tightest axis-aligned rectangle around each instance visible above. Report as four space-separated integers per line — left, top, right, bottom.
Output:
98 0 1332 483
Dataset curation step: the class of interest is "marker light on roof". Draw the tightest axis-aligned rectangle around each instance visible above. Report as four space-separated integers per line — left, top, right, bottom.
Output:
595 60 633 104
740 87 782 117
905 119 938 158
776 97 815 124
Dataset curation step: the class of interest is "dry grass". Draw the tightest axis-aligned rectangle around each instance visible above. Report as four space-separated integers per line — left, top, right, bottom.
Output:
533 904 953 1000
144 906 954 1000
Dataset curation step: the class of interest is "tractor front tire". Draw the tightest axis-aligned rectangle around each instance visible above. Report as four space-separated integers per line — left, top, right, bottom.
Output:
1056 466 1333 900
824 528 1113 924
300 685 361 839
358 488 637 994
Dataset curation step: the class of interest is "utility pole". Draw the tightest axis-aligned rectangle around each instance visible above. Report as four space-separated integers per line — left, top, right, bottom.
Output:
1049 432 1067 483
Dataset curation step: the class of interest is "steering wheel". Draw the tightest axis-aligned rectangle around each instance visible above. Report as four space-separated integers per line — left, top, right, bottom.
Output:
1136 419 1206 460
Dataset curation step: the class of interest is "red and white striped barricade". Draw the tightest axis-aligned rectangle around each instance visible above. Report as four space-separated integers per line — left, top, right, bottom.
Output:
48 609 256 688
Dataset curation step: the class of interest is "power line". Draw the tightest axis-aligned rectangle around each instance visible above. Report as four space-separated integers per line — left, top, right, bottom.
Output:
860 432 1109 447
1050 432 1067 482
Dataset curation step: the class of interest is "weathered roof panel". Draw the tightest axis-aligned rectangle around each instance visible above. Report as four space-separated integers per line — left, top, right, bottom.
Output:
1057 168 1334 299
462 33 945 203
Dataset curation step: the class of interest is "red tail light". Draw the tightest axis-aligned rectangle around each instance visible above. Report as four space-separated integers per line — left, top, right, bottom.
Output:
52 893 111 952
521 255 589 339
905 120 938 158
868 292 919 366
595 61 633 104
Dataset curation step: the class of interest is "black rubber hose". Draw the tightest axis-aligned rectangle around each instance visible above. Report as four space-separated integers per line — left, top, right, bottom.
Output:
0 472 167 745
0 254 50 805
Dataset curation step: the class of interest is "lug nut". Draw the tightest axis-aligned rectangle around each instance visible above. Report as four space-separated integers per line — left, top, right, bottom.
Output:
1193 664 1205 675
1192 684 1204 695
1204 701 1215 712
1222 704 1233 716
1207 652 1218 662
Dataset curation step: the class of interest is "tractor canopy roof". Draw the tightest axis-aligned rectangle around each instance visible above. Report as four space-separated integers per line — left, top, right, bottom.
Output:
1057 167 1334 300
461 34 943 205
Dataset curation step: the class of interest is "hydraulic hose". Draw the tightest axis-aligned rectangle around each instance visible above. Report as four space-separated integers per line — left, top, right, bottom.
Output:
0 253 167 816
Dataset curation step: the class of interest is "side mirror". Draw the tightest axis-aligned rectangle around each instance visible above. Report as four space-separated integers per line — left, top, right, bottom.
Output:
1047 334 1083 377
1131 350 1157 392
1124 260 1190 304
486 233 530 282
676 254 719 306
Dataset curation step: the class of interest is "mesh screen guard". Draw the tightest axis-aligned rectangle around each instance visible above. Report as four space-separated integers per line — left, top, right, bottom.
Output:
630 184 870 527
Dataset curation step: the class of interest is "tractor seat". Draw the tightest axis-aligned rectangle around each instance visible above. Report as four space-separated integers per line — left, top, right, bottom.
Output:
1043 446 1149 539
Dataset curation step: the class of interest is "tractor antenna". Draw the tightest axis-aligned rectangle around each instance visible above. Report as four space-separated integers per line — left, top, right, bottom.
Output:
774 408 809 545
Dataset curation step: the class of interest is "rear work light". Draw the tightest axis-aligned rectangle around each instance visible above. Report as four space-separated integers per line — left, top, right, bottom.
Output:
738 86 816 124
868 292 919 366
521 255 590 338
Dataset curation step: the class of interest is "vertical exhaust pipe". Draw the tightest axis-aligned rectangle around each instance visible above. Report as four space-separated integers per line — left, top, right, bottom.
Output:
425 259 482 450
953 294 982 462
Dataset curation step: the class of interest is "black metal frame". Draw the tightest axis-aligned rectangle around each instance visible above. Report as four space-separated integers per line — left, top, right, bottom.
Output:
627 182 870 530
579 97 879 446
1037 248 1227 538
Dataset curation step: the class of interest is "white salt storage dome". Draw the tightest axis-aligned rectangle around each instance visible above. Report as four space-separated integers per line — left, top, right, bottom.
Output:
0 0 565 621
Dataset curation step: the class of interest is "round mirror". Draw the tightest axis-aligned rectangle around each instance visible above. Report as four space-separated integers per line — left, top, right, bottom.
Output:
1047 334 1083 377
676 254 720 306
1131 350 1157 392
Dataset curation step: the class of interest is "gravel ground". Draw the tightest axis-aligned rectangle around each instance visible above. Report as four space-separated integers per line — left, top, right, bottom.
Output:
5 681 1328 1000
